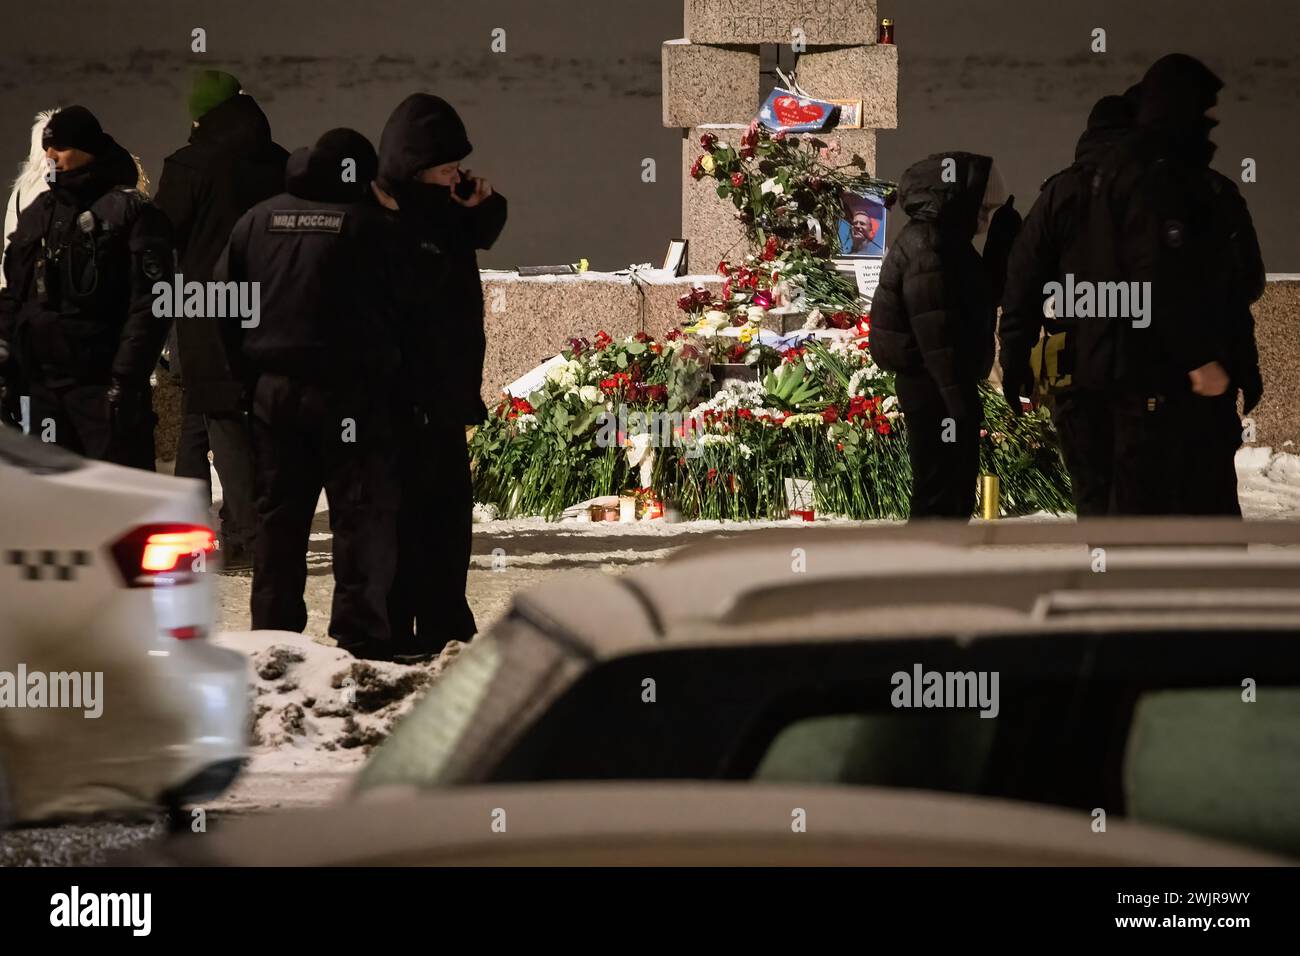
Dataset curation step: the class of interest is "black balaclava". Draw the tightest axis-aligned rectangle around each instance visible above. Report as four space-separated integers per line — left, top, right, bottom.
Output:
1074 93 1138 162
43 106 137 205
285 128 378 203
1136 53 1223 165
376 93 473 231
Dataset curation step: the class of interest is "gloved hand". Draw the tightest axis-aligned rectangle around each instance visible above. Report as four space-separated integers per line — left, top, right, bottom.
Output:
0 338 23 428
106 377 148 435
1001 374 1027 417
0 382 21 429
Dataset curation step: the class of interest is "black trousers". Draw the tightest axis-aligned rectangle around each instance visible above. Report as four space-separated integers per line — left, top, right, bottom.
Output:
1051 389 1113 518
174 407 259 553
1178 393 1242 517
1053 388 1242 516
28 381 155 470
249 374 399 648
894 372 981 520
387 410 477 653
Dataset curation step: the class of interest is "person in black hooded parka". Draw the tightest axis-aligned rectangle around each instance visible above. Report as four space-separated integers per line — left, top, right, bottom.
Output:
374 93 508 658
1069 54 1240 515
0 106 173 468
215 128 407 658
154 73 288 565
999 92 1138 516
870 151 1017 519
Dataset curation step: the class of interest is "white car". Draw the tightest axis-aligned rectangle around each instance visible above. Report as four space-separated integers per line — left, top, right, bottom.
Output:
0 427 248 824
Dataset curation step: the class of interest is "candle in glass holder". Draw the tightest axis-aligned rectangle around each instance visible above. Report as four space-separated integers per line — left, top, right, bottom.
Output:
878 18 894 44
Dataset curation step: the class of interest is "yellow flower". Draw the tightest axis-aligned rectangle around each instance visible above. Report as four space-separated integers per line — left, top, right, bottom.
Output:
739 325 756 344
700 154 716 175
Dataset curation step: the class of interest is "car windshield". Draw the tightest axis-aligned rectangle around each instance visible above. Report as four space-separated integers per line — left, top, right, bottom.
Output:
0 426 85 474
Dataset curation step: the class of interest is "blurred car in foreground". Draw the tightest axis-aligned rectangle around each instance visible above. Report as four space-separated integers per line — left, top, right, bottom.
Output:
131 782 1286 866
351 519 1300 863
0 428 248 824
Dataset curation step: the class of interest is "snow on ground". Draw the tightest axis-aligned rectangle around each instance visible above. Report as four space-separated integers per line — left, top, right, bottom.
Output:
205 632 465 814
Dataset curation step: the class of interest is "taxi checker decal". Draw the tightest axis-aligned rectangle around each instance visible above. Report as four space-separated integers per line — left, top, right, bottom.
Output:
267 210 346 234
6 549 92 582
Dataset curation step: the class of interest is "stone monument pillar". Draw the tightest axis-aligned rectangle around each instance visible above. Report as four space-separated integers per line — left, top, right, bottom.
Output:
663 0 899 273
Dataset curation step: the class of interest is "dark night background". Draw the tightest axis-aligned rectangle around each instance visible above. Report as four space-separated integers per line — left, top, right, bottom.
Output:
1 0 1296 271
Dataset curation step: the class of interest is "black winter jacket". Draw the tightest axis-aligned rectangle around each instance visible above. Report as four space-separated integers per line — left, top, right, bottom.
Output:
870 151 995 422
377 93 507 425
154 94 287 413
0 142 173 390
1070 55 1231 392
215 145 407 389
999 120 1132 385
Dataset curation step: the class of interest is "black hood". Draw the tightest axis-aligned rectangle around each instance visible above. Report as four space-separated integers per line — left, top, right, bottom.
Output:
190 93 275 154
1136 53 1223 165
285 128 378 203
52 137 139 206
898 151 993 239
1074 94 1138 163
376 93 472 191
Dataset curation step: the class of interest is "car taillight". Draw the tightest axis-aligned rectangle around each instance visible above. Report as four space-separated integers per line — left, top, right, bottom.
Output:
110 524 217 587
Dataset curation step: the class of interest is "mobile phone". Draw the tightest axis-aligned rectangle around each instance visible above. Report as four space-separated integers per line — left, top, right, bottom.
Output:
453 171 476 200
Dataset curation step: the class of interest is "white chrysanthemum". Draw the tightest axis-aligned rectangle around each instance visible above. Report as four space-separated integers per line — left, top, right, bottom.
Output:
545 359 582 390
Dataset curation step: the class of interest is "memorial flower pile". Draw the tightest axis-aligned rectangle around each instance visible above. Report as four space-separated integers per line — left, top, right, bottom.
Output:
469 320 1072 520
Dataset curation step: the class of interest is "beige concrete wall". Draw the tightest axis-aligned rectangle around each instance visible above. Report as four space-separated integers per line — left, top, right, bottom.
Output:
1249 278 1300 451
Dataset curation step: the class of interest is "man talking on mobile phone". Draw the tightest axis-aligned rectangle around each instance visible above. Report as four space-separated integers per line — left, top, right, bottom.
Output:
372 93 507 662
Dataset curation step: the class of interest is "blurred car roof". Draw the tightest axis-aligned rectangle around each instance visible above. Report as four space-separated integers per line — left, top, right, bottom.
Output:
511 518 1300 658
130 782 1289 867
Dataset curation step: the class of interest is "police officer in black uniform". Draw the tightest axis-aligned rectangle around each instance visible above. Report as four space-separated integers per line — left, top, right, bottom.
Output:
216 129 407 657
374 94 507 659
0 106 173 468
999 92 1138 516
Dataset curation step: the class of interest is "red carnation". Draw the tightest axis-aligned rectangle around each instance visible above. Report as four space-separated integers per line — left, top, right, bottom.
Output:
593 330 613 350
690 157 704 180
676 292 696 312
700 132 718 150
730 172 745 188
822 405 839 424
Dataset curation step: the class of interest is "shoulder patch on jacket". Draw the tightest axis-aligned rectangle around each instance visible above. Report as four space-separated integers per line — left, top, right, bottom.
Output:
267 210 346 234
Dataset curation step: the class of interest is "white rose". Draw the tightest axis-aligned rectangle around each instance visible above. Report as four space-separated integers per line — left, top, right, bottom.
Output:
578 385 602 405
746 306 768 325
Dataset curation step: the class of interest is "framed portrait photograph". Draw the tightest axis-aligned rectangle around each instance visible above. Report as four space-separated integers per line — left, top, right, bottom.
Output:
836 189 888 258
828 99 863 129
